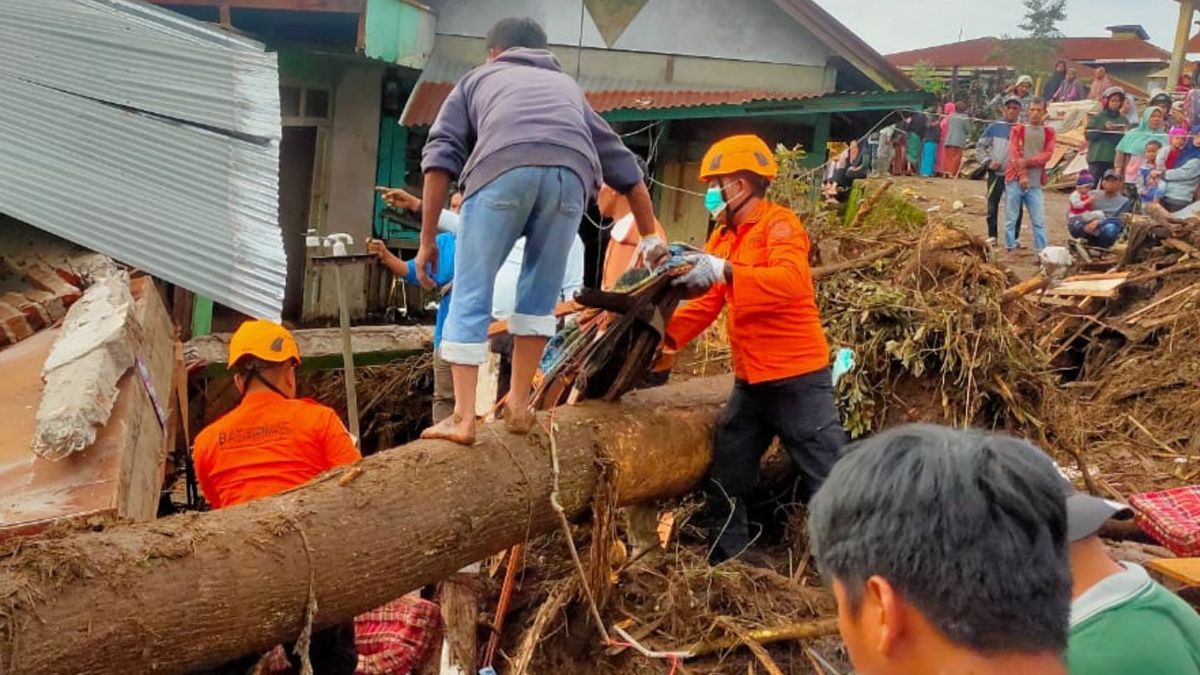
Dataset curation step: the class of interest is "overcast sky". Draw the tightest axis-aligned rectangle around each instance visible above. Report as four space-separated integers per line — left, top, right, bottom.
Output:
811 0 1184 55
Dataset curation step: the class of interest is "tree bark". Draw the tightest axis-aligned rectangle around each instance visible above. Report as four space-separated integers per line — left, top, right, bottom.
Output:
0 376 731 675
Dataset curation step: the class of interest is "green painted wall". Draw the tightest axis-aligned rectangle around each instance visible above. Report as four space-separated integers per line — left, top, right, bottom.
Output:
365 0 434 67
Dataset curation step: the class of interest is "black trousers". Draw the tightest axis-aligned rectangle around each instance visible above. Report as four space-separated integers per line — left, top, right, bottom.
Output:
1088 161 1114 188
704 368 847 563
196 623 357 675
986 169 1023 241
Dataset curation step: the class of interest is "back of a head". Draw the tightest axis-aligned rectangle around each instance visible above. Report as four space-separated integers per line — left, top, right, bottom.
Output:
486 17 548 52
808 423 1071 654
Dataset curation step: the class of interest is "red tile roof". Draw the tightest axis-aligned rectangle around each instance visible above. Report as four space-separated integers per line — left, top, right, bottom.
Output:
1188 31 1200 53
399 77 827 127
887 37 1170 68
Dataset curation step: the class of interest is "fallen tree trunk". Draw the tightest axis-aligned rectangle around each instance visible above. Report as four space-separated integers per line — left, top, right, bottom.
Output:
0 376 731 675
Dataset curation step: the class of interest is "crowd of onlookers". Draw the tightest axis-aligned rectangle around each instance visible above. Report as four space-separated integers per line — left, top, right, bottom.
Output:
845 62 1200 255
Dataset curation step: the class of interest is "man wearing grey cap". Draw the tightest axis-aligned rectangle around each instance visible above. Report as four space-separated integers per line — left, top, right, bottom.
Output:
1062 476 1200 673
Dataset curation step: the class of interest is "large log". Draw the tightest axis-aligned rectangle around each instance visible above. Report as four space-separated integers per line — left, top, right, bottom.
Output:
0 376 731 675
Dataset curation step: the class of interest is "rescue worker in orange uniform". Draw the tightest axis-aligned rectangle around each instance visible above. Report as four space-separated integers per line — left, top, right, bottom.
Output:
193 319 360 674
664 134 847 565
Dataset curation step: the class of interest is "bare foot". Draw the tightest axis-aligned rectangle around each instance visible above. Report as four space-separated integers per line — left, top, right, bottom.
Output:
421 414 476 445
504 407 536 435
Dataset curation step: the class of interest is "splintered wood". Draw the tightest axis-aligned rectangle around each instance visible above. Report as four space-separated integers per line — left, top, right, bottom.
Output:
1043 273 1130 299
1033 213 1200 496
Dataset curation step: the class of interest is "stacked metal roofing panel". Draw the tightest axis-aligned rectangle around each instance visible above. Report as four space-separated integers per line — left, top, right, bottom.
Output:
0 0 285 320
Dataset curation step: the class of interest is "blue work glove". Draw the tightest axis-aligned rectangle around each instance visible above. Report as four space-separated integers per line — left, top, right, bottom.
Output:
673 252 728 296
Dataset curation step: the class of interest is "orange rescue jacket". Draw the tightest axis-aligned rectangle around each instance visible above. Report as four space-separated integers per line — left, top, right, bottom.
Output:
193 390 361 509
665 201 830 384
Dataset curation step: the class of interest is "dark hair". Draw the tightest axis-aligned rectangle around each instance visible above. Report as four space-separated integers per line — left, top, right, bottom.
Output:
486 17 548 51
808 424 1071 654
1146 139 1164 150
1028 96 1047 109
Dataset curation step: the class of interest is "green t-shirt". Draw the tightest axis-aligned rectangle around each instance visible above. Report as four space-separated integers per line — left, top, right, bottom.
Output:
1067 563 1200 675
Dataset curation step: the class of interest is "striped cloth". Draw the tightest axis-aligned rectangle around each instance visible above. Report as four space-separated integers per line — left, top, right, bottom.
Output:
1130 486 1200 556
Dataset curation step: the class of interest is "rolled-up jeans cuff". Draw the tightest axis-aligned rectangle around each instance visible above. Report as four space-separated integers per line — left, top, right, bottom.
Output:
509 313 557 337
440 341 489 365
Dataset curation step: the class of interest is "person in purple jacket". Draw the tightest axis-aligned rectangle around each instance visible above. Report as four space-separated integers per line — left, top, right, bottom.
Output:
414 17 665 445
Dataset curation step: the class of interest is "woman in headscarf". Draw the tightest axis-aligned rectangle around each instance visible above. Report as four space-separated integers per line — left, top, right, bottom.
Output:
1043 60 1067 101
1121 94 1140 127
1158 125 1200 212
1117 107 1168 200
1162 127 1188 170
1052 67 1084 102
1178 72 1194 94
941 103 971 178
1089 66 1114 101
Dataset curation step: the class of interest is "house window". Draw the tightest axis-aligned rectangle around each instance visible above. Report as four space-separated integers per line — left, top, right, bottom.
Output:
280 84 333 126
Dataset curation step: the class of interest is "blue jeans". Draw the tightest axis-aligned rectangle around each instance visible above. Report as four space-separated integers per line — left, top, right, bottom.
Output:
1004 182 1047 251
441 166 584 365
1068 216 1124 248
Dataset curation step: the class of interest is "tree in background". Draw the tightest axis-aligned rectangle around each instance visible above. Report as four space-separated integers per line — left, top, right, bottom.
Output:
910 61 947 98
988 0 1068 89
1019 0 1068 40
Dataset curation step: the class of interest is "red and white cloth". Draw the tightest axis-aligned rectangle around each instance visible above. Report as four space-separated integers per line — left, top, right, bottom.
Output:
258 595 440 675
354 596 441 675
1130 486 1200 556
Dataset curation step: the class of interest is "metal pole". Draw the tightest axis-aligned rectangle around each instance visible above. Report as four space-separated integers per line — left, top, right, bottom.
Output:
333 264 360 445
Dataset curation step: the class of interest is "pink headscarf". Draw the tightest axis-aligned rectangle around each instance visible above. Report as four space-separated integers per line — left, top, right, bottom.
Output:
937 103 956 174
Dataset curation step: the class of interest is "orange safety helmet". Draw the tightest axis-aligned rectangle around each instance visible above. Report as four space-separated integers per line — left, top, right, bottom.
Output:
228 319 301 368
699 134 778 181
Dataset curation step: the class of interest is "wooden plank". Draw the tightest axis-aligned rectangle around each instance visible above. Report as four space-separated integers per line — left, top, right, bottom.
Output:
188 324 432 373
1146 557 1200 587
0 279 177 537
146 0 364 11
1061 272 1132 281
113 278 178 522
1045 277 1129 299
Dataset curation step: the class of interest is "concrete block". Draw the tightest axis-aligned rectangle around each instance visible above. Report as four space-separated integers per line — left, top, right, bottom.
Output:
0 301 33 345
33 273 137 460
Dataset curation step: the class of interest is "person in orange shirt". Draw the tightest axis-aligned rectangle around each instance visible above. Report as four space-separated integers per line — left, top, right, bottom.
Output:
193 319 360 674
663 134 847 565
600 157 668 290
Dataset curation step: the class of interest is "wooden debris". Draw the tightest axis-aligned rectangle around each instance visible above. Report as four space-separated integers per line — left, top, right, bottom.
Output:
848 180 893 230
1146 558 1200 587
683 618 840 658
1001 273 1049 303
1044 274 1130 299
812 243 905 280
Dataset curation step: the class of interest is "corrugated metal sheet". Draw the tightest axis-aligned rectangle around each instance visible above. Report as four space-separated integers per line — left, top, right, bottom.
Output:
0 0 285 320
1 0 279 140
399 56 823 127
